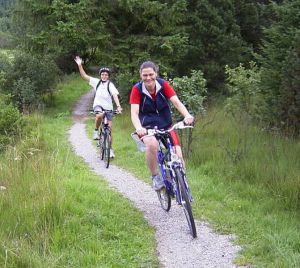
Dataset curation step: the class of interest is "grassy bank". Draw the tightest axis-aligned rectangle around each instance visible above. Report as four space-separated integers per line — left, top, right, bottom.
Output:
110 104 300 267
0 75 158 267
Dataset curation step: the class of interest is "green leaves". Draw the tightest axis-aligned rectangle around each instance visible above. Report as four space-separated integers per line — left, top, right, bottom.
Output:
170 69 207 116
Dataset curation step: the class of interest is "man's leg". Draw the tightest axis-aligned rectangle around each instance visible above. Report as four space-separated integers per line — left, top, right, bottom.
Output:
93 113 103 140
143 136 164 190
143 136 159 175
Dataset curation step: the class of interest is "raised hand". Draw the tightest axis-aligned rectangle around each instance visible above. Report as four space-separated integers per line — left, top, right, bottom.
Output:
74 56 83 66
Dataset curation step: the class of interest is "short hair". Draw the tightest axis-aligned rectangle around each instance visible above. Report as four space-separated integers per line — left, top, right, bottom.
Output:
139 61 159 73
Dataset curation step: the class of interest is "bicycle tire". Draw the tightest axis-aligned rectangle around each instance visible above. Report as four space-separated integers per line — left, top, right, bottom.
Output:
157 186 171 211
175 167 197 238
103 128 111 168
99 129 105 160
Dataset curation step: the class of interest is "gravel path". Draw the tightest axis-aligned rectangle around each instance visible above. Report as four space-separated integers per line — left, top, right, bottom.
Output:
68 90 242 268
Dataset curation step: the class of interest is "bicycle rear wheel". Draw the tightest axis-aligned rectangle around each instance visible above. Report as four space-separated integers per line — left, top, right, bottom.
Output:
103 129 111 168
157 187 171 211
175 167 197 238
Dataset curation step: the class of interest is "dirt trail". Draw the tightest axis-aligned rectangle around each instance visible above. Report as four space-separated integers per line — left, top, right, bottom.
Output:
68 90 242 268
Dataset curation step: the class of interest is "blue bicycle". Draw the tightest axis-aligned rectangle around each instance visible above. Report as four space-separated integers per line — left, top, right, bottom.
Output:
145 121 197 238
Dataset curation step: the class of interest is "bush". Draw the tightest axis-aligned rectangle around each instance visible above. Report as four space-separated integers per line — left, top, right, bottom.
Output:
0 95 23 150
0 51 12 89
13 77 38 113
169 69 207 117
4 52 61 112
225 61 262 122
114 70 137 103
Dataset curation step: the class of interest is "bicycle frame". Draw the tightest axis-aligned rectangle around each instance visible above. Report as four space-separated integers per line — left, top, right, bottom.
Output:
139 121 197 237
156 133 193 205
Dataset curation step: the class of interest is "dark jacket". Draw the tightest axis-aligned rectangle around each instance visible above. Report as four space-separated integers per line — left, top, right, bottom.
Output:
135 78 172 129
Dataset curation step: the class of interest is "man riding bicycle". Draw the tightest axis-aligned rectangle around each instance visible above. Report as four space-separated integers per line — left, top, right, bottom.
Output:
74 56 122 158
130 61 194 191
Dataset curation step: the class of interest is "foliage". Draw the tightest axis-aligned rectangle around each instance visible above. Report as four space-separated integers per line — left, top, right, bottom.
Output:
0 51 11 89
169 70 207 156
114 69 136 103
258 0 300 136
12 77 37 113
170 69 207 117
225 61 262 122
181 0 251 91
0 93 23 150
4 51 60 112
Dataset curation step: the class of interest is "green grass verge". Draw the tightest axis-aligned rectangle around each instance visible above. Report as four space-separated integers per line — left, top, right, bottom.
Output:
0 75 158 267
110 105 300 267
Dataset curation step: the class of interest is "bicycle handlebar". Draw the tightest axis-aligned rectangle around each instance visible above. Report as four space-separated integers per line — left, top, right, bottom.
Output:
142 121 193 139
89 110 121 115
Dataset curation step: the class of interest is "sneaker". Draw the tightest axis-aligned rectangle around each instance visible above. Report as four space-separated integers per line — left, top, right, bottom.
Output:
152 174 165 191
110 149 115 158
93 130 99 140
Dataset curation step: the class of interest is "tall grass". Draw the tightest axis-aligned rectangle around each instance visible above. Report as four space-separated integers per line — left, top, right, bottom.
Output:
0 75 158 267
111 104 300 267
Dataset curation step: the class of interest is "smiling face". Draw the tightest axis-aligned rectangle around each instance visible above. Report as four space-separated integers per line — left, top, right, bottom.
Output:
100 71 109 82
140 67 157 92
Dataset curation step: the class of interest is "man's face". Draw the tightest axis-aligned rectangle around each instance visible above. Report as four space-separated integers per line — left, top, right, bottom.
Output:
100 72 109 81
140 67 157 90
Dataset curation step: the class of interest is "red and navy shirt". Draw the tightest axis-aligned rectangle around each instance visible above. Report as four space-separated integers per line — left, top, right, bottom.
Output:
130 79 176 129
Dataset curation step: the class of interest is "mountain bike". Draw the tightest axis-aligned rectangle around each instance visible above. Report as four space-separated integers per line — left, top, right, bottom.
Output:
140 121 197 238
93 109 118 168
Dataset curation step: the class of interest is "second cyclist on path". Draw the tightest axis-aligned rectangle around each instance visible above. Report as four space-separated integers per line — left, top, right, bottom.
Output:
74 56 122 158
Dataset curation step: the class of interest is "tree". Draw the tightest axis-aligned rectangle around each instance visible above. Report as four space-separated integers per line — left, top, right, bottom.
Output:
180 0 250 92
258 0 300 136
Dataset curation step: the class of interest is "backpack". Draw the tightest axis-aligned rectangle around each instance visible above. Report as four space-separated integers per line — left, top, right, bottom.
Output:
96 80 112 96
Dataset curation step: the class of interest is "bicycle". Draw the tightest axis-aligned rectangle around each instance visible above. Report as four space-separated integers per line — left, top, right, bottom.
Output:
136 121 197 238
92 109 119 168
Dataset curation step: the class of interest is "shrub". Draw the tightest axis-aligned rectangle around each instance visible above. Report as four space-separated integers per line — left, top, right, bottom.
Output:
4 52 61 112
225 61 262 122
169 70 207 156
169 69 207 117
0 95 23 150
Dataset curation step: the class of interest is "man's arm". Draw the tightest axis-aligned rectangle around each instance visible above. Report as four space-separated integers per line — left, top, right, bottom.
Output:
169 95 194 124
131 104 146 135
74 56 90 82
112 94 122 113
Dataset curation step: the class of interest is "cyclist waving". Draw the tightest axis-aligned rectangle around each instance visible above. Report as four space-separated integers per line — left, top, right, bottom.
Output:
130 61 194 190
75 56 122 158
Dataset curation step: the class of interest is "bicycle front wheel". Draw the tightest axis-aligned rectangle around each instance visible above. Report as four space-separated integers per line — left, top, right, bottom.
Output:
157 187 171 211
99 130 105 160
103 129 111 168
175 167 197 238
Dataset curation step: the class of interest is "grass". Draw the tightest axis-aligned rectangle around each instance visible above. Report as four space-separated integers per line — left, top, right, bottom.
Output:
110 105 300 267
0 75 158 267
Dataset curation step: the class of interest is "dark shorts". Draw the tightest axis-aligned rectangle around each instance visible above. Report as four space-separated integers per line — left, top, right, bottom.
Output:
94 105 113 121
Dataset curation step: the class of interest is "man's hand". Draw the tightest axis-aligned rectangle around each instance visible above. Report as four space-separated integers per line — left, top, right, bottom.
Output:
74 56 83 66
183 115 194 125
136 127 147 137
116 106 123 114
